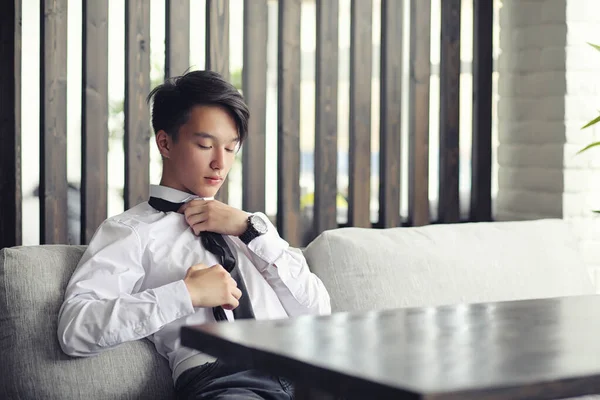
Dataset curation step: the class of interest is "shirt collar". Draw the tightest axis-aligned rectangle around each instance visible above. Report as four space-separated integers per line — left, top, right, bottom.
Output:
149 184 213 203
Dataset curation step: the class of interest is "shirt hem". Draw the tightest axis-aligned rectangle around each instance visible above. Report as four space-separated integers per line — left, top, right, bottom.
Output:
172 352 218 383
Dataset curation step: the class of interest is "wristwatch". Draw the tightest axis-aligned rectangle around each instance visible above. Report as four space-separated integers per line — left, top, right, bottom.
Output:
239 214 269 244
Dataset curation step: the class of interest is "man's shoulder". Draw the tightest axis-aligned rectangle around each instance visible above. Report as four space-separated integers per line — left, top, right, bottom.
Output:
102 202 156 231
84 202 161 250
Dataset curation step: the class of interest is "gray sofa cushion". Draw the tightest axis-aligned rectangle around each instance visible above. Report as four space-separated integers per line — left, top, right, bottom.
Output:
303 219 596 313
0 245 174 400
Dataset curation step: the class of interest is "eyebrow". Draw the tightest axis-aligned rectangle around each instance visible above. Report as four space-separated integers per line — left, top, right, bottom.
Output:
193 132 239 143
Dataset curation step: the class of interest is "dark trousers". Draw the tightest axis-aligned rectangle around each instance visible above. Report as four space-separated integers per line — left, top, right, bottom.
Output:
175 360 294 400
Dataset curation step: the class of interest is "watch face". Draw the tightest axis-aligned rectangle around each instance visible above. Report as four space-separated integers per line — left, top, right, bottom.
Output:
250 214 268 234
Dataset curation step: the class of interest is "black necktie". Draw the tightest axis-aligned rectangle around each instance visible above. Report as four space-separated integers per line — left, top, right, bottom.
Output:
148 196 255 322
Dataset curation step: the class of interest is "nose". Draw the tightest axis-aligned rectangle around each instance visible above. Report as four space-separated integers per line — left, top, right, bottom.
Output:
209 147 225 170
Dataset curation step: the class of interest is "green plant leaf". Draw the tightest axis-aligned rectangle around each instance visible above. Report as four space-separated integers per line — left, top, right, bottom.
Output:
577 141 600 155
582 114 600 130
588 42 600 52
594 210 600 214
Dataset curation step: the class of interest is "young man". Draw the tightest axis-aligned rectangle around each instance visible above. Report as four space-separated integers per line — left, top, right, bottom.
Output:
57 70 331 399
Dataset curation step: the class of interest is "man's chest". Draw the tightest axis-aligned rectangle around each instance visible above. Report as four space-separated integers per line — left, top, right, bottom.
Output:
141 227 223 289
136 219 288 319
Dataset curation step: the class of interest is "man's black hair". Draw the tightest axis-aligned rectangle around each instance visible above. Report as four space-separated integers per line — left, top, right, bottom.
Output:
147 70 249 144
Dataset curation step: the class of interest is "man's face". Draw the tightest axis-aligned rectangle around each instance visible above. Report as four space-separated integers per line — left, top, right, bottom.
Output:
160 105 239 198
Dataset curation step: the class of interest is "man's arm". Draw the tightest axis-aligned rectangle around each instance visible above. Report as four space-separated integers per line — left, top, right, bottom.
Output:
57 219 195 357
240 213 332 317
179 199 331 317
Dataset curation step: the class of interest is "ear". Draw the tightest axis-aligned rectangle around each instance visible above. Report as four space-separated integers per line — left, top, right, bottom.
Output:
155 130 171 159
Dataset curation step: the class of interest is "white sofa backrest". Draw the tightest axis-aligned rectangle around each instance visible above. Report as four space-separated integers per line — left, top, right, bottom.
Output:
303 219 595 313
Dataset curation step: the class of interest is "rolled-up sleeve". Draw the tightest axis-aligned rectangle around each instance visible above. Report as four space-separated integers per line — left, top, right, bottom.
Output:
57 219 194 357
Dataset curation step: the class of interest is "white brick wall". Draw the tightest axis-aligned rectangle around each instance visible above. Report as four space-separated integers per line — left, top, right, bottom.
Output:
497 0 600 287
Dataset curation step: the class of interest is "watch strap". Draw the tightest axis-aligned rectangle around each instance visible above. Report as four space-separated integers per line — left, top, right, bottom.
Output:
239 215 260 244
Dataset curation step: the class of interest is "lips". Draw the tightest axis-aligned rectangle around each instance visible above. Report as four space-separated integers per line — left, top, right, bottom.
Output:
205 176 223 184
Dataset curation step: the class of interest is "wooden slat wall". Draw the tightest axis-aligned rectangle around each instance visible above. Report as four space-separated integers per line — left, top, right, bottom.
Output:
438 0 461 223
165 0 190 79
277 0 302 247
4 0 497 246
379 0 403 228
124 0 151 210
348 0 373 228
242 0 268 213
470 0 493 222
40 0 69 244
0 0 21 249
408 0 431 227
206 0 230 204
81 0 109 244
314 0 339 236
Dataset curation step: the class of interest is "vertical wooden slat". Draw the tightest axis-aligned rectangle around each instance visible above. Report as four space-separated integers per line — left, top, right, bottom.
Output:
242 0 267 213
206 0 230 204
0 0 21 248
81 0 109 244
40 0 68 244
277 0 302 246
408 0 431 227
470 0 493 222
438 0 461 223
165 0 190 79
124 0 151 210
314 0 339 236
348 0 372 228
379 0 403 228
15 0 21 243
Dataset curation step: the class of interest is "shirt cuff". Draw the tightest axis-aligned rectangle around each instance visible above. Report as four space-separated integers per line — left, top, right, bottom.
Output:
153 280 195 323
246 212 289 266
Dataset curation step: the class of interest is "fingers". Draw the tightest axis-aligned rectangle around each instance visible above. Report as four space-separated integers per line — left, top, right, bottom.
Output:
181 200 241 236
186 263 218 279
185 263 245 310
231 286 242 300
208 264 226 274
178 200 194 214
183 205 211 235
188 263 209 273
178 198 207 213
186 212 207 226
223 279 242 310
209 265 240 300
222 295 239 311
181 198 214 215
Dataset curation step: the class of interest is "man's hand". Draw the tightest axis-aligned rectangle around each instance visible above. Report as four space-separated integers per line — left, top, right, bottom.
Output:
183 263 242 309
179 199 248 236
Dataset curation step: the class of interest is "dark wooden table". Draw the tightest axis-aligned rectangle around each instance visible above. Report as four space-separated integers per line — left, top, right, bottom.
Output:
181 295 600 399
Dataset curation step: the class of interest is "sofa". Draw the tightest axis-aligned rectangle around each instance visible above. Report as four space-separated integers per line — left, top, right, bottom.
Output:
0 218 596 399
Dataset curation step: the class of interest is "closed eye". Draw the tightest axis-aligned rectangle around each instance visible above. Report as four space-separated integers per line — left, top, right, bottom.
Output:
199 144 236 153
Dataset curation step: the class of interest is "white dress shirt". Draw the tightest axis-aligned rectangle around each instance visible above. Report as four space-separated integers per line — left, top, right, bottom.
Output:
57 185 331 383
